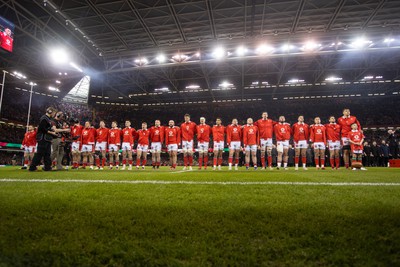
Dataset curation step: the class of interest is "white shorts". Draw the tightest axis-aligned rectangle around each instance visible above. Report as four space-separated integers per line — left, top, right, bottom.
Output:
150 142 162 153
294 140 308 149
137 144 148 152
168 144 178 152
229 141 241 150
352 149 363 154
213 141 224 151
197 142 209 153
24 146 36 153
328 140 341 150
71 142 80 152
81 144 93 152
121 142 132 151
277 140 290 148
95 142 107 151
313 142 326 150
342 137 350 146
260 138 273 149
245 145 258 152
182 140 194 152
108 144 119 152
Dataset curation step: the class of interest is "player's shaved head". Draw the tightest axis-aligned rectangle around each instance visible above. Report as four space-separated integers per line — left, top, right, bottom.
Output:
200 117 206 123
279 116 285 122
232 118 238 125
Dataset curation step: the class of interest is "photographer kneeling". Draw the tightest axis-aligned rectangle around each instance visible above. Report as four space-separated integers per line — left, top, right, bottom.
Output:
29 107 70 171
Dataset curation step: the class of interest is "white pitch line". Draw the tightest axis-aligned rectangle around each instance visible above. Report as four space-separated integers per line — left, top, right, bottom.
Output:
1 179 400 186
170 170 192 174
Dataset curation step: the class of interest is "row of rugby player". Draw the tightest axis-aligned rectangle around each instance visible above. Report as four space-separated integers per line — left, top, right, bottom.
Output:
21 109 364 171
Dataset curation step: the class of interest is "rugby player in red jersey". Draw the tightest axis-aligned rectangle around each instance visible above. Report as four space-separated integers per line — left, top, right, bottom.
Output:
95 121 109 170
292 115 309 171
21 125 37 169
226 118 242 170
337 108 361 169
149 120 164 169
80 121 96 169
121 120 136 170
325 116 342 170
242 118 259 170
212 118 225 170
70 119 83 169
136 122 150 169
196 117 211 170
254 112 276 170
273 116 291 170
165 120 181 170
108 121 121 169
310 117 327 170
180 114 197 170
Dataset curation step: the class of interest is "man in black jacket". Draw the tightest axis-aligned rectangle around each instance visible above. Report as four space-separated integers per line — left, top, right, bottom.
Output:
29 107 69 171
363 141 371 167
388 130 398 159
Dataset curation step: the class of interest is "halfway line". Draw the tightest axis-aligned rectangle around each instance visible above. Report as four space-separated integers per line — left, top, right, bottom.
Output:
1 179 400 186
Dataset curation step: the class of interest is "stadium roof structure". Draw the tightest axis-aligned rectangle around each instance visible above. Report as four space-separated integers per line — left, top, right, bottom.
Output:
1 0 400 105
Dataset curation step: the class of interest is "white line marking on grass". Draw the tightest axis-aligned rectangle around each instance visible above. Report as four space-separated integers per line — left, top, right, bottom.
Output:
1 179 400 186
170 170 192 174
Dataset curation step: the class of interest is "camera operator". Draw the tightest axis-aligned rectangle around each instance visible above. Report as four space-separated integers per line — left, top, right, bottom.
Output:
29 107 70 171
51 111 66 170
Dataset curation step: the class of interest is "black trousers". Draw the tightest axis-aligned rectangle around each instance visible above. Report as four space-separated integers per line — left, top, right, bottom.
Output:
29 141 52 171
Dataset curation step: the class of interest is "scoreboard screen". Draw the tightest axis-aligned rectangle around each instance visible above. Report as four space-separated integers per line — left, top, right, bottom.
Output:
0 16 14 53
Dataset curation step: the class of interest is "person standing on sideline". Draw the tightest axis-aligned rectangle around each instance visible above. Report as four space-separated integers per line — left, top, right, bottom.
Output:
29 107 69 171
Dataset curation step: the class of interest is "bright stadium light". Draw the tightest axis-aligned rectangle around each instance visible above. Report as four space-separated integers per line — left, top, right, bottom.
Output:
325 76 343 82
12 71 27 79
50 48 69 65
48 86 60 92
256 44 274 55
281 43 295 52
154 87 169 92
185 85 201 90
156 54 166 63
172 54 188 62
236 46 248 56
301 41 321 51
350 37 373 49
384 38 395 44
288 79 305 83
55 80 61 84
219 81 234 88
212 47 226 59
134 57 148 66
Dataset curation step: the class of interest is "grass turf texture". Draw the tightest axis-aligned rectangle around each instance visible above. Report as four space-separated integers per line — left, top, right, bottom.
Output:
0 167 399 266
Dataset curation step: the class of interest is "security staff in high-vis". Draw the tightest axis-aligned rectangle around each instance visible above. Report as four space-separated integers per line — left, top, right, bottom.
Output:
29 107 70 171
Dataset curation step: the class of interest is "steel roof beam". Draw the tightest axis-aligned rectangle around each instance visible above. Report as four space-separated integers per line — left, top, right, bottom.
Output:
290 0 306 34
362 0 387 29
166 0 187 43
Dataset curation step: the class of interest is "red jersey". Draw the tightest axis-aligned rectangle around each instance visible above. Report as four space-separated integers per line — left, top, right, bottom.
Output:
180 121 197 141
254 119 276 139
81 127 96 145
212 125 225 142
337 116 361 138
226 124 242 144
310 124 326 143
108 128 121 145
96 127 109 143
149 126 164 143
196 124 211 142
348 130 364 151
165 126 181 145
22 130 37 147
325 123 341 142
121 127 136 144
292 122 309 142
274 122 291 141
0 33 13 52
137 129 150 146
242 124 259 146
71 124 83 141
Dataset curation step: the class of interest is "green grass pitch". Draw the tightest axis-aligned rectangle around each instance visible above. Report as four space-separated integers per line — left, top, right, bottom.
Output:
0 167 400 266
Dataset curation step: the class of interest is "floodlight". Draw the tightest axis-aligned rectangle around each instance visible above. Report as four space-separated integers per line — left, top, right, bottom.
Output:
288 79 305 83
212 47 226 59
156 54 166 63
185 85 201 89
384 38 395 43
55 80 61 84
325 77 343 82
172 54 188 62
281 44 295 52
134 57 148 65
48 86 60 92
236 46 248 56
155 87 169 92
301 41 321 51
350 38 372 49
50 48 69 65
219 81 234 88
256 44 274 55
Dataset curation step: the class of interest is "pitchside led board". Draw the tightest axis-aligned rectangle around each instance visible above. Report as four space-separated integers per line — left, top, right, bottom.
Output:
0 16 14 53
